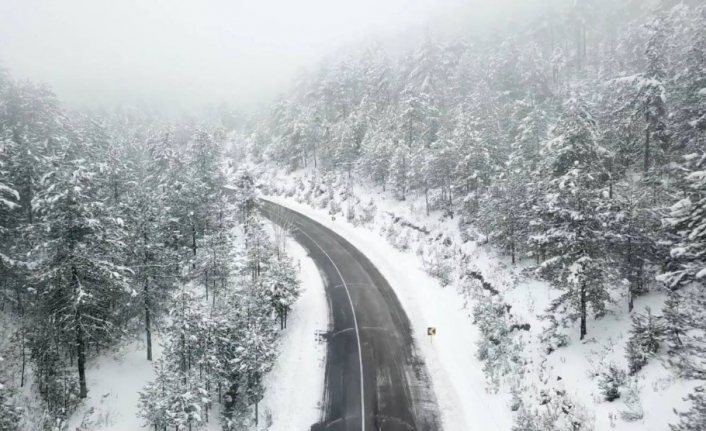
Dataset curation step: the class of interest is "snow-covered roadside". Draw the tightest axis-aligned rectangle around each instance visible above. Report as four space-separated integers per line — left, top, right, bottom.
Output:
255 233 328 430
265 195 511 431
262 166 701 431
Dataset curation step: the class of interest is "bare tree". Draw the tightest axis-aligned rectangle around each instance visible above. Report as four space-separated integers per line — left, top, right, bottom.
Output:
268 205 295 261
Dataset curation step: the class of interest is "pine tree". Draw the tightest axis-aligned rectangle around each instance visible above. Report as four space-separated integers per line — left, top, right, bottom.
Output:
625 307 663 375
30 153 132 399
598 363 627 401
536 96 612 340
662 152 706 288
660 152 706 383
671 387 706 431
0 138 19 267
265 255 300 330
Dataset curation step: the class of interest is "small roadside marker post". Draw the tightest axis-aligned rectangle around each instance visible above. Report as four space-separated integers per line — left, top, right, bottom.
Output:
427 327 436 344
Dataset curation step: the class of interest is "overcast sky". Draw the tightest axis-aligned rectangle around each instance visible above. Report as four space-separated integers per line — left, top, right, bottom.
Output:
0 0 525 111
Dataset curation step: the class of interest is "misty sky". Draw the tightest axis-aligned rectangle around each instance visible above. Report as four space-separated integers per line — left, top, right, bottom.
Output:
0 0 459 110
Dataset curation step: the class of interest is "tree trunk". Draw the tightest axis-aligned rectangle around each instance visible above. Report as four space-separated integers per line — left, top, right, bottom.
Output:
145 278 153 361
26 168 33 224
77 319 88 398
20 324 26 387
576 21 582 72
448 180 453 209
644 116 651 173
580 282 587 340
72 264 88 399
510 221 516 265
627 238 634 313
192 221 197 257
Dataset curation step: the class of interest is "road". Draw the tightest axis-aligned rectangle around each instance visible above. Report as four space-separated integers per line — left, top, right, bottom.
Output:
261 200 440 431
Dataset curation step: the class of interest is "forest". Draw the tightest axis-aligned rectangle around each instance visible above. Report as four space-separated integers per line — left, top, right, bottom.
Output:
1 0 706 429
0 66 300 430
236 0 706 429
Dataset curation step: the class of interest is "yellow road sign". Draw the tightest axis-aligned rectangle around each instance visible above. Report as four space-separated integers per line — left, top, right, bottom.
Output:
427 327 436 336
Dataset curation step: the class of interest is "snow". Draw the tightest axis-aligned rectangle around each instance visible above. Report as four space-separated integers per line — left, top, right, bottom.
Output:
255 232 328 430
696 267 706 279
66 339 167 431
265 195 510 431
65 223 327 431
263 166 702 431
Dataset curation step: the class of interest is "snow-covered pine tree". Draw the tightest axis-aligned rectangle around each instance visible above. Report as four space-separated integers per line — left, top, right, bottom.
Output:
480 151 531 265
662 151 706 427
139 286 212 431
389 144 410 201
265 255 300 330
536 96 612 340
30 152 132 399
358 125 392 191
662 151 706 289
625 307 663 375
123 139 180 361
0 137 19 269
472 298 522 389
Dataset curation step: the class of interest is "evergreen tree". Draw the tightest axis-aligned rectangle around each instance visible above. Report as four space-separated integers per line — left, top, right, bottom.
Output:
625 307 663 375
536 96 611 340
30 151 132 399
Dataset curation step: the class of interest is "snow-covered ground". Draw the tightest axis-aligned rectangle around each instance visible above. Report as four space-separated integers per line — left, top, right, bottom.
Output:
66 339 166 431
263 166 701 431
65 225 327 431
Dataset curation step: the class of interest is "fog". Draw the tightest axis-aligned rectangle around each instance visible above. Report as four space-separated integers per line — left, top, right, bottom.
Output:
0 0 541 111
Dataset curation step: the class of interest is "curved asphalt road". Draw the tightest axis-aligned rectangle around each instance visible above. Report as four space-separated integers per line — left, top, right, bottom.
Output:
261 200 440 431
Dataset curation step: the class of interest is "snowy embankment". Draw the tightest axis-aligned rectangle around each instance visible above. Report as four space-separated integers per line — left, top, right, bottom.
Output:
263 167 699 431
65 229 327 431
